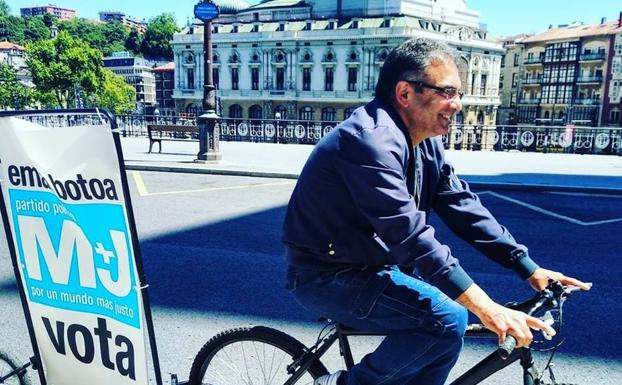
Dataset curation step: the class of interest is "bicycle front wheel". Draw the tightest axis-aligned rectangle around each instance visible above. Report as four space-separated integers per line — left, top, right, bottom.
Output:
0 350 31 385
188 326 328 385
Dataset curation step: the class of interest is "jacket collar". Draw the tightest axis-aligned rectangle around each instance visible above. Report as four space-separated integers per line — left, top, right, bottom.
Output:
367 98 416 195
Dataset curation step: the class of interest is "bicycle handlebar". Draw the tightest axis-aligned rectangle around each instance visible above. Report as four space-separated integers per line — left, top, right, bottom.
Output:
496 280 590 359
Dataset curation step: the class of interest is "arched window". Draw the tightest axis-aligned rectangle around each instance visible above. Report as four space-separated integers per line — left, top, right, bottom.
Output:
544 111 550 119
344 106 357 120
454 111 464 124
477 111 485 125
186 103 198 116
299 106 314 121
610 108 620 123
274 105 287 119
321 107 336 122
229 104 242 119
249 105 263 119
375 48 389 63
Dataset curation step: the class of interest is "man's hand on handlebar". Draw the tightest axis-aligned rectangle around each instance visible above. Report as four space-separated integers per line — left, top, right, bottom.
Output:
527 268 591 292
479 302 555 348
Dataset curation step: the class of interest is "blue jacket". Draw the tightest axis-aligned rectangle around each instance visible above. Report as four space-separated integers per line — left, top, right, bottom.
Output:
282 98 539 299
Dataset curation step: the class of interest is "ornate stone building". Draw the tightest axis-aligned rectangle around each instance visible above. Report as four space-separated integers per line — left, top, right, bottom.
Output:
172 0 503 125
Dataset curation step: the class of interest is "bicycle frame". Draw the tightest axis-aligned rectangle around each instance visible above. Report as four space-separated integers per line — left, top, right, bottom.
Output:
284 323 541 385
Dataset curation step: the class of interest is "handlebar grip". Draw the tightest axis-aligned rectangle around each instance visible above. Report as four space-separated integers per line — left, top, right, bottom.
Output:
498 335 517 359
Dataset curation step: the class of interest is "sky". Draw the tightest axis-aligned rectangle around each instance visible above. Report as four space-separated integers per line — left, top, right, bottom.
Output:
7 0 622 37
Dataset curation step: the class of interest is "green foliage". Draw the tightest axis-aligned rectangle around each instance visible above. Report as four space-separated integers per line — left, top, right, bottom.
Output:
26 31 105 108
125 28 143 54
0 14 25 43
140 13 179 59
57 18 129 56
24 16 50 42
0 63 34 109
0 0 9 16
94 69 136 114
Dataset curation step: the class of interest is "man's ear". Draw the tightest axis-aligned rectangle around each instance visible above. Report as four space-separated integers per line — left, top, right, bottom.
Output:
394 81 411 109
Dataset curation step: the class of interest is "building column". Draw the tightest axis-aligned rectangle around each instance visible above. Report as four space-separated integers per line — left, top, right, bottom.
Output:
175 52 182 89
196 52 203 90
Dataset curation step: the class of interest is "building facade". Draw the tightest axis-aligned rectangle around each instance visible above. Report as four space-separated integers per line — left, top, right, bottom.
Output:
499 15 622 126
602 22 622 126
171 0 503 124
99 11 147 33
153 62 176 116
20 5 76 20
103 52 156 113
0 41 31 86
496 34 531 125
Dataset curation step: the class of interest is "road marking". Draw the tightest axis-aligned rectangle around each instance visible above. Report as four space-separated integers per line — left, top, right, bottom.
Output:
130 171 295 196
546 191 622 198
479 191 622 226
131 171 149 196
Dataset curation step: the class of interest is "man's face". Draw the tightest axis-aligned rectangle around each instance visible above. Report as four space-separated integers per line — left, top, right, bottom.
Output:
407 60 463 142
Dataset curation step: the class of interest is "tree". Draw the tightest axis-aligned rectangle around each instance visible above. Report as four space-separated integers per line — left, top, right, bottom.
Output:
24 16 50 42
0 0 9 17
125 28 143 54
0 15 25 43
94 69 136 114
140 14 179 59
58 18 128 56
0 64 34 109
26 31 105 108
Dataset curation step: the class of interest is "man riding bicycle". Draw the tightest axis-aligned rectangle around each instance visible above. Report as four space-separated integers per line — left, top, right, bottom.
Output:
282 38 589 385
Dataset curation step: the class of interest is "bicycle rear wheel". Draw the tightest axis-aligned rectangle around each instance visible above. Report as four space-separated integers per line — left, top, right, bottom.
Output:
188 326 328 385
0 350 31 385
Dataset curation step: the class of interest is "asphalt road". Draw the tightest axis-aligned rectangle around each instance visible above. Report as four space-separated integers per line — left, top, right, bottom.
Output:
1 171 621 384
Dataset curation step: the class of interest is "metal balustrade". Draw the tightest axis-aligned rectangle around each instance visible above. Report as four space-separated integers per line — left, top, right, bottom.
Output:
18 112 620 156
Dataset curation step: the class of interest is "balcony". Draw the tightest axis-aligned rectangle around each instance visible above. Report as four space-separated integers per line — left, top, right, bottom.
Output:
521 77 542 85
576 75 603 84
172 89 202 99
519 98 541 105
574 98 600 105
523 57 543 65
579 52 606 61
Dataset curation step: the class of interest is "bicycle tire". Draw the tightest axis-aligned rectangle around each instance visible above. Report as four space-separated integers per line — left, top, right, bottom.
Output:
0 350 31 385
188 326 329 385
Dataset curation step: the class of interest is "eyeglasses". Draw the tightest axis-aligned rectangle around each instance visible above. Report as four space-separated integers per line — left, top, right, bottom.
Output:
406 80 464 101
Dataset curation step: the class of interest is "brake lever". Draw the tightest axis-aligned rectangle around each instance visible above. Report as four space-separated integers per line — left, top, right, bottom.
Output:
541 311 555 340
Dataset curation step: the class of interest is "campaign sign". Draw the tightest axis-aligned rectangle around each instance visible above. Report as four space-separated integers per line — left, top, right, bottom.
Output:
0 115 152 385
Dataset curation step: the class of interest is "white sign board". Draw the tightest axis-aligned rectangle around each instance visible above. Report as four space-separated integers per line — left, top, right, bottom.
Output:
0 115 155 385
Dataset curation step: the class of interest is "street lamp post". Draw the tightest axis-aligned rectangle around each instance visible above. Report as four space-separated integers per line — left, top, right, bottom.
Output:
194 0 222 162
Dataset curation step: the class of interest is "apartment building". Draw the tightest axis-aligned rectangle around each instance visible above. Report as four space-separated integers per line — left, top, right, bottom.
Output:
103 52 156 113
20 5 76 20
99 11 147 33
500 15 622 126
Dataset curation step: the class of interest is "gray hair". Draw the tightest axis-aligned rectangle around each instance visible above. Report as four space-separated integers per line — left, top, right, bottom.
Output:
375 38 459 102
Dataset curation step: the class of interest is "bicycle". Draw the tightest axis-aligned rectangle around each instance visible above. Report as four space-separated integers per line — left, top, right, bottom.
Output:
0 351 34 385
187 280 587 385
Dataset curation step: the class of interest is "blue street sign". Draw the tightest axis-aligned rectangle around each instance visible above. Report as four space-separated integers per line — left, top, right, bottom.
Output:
194 1 220 21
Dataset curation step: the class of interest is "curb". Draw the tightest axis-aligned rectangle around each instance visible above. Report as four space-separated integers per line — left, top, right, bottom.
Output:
125 163 622 195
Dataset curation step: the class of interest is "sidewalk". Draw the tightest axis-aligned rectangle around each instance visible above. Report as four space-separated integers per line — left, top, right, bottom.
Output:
120 137 622 194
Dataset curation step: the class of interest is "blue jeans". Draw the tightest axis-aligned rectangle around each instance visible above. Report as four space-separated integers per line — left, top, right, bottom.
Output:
286 265 468 385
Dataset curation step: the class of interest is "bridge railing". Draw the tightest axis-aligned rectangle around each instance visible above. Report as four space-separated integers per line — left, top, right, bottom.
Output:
49 113 622 156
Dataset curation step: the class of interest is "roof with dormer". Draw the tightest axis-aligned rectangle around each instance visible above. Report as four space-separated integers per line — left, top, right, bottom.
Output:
246 0 307 10
0 42 26 51
522 20 622 43
213 0 252 14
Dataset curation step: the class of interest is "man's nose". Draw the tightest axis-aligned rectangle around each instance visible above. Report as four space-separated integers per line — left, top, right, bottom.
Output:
450 97 463 112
